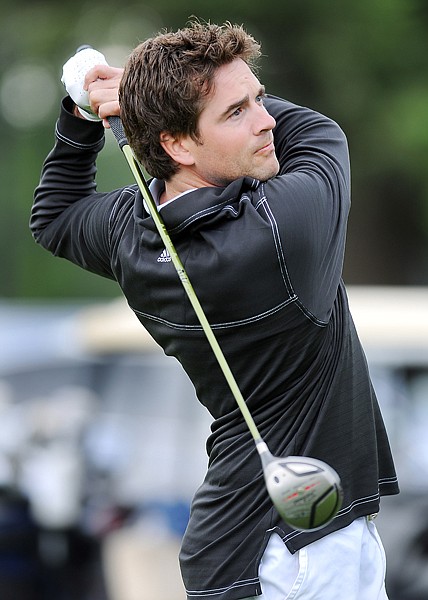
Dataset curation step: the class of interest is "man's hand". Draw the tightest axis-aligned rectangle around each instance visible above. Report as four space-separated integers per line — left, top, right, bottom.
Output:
83 64 123 128
62 47 123 128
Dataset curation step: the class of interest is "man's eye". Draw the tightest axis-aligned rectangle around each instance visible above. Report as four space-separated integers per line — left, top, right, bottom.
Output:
256 95 265 104
231 107 244 117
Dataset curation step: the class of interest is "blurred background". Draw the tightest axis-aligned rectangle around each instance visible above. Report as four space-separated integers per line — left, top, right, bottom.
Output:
1 0 428 598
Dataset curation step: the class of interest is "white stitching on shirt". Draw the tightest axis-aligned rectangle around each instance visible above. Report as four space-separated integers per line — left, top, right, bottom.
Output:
186 577 259 597
131 296 300 331
55 124 103 150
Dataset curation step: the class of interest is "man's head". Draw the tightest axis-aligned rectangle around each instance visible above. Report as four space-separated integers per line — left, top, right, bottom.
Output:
120 21 278 184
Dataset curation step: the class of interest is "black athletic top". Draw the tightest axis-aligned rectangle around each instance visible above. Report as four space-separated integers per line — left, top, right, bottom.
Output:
32 95 399 600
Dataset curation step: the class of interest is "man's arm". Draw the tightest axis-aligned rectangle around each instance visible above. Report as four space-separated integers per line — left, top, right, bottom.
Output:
263 95 351 321
31 66 130 280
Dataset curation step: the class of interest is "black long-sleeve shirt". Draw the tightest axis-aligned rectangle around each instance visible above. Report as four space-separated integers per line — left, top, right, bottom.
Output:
32 95 398 600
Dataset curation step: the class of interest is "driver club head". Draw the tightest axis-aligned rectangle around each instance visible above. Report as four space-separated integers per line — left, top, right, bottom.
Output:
262 454 343 531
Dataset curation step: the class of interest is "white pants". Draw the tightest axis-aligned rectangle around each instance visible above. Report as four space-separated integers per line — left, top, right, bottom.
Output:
245 517 388 600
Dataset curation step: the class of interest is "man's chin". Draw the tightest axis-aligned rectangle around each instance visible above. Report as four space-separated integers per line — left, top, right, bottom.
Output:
255 162 280 182
210 160 279 186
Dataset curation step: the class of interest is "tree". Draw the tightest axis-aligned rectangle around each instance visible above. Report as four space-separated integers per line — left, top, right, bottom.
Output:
1 0 428 297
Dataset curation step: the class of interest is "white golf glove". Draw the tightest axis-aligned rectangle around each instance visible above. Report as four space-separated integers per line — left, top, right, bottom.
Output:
61 46 108 121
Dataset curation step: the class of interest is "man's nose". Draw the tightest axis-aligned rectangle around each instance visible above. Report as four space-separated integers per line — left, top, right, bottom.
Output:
256 105 276 133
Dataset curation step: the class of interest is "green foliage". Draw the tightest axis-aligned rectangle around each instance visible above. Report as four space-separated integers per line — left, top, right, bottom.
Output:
1 0 428 297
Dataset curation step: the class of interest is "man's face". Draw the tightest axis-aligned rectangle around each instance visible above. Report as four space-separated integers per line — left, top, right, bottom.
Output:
182 59 279 187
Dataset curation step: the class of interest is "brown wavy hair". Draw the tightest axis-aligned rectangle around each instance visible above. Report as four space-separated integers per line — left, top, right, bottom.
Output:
119 21 261 180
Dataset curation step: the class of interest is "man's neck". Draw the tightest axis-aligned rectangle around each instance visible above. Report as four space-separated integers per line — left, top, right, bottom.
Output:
156 180 197 206
161 171 219 204
160 182 186 204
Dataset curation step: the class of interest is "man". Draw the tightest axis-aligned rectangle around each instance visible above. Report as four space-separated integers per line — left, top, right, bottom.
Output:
32 21 398 600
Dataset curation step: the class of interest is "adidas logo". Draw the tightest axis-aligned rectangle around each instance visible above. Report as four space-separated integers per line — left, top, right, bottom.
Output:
157 248 171 263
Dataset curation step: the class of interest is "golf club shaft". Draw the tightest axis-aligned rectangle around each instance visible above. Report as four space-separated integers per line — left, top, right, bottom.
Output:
108 116 265 450
65 48 343 532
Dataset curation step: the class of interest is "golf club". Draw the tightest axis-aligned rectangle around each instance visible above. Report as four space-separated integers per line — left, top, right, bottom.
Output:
65 46 343 531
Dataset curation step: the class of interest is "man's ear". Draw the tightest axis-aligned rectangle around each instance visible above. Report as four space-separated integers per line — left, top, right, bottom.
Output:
160 132 195 166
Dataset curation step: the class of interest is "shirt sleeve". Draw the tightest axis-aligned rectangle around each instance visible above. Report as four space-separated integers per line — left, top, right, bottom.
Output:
31 96 128 280
263 95 351 322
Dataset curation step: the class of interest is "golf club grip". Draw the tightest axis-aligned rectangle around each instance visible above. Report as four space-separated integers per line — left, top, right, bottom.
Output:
108 116 128 149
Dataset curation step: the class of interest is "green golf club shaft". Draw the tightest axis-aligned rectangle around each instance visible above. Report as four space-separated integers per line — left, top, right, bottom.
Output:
109 118 263 446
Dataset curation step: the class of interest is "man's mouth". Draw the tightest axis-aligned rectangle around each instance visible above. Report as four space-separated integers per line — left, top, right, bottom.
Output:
255 140 274 154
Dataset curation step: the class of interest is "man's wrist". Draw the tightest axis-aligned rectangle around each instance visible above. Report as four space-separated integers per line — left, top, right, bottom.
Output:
72 102 84 119
59 96 105 147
